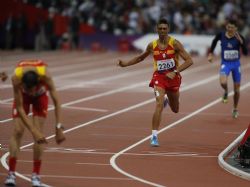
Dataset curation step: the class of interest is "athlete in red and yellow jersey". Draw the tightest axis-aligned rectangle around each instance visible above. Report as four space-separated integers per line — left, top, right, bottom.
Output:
149 36 181 92
118 18 193 147
5 59 66 186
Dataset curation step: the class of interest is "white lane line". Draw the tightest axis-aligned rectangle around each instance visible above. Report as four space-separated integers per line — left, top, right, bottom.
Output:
76 162 110 166
110 82 250 187
218 129 250 180
0 75 220 187
35 174 134 181
63 106 108 112
0 98 13 103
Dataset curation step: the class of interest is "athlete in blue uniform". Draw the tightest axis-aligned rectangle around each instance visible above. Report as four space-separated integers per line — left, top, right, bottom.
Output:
208 20 248 118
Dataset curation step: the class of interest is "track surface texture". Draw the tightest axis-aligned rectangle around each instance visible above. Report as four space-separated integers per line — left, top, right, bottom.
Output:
0 51 250 187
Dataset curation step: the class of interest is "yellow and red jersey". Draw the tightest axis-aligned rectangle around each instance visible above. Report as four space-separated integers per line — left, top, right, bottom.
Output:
152 36 179 72
14 59 47 79
14 60 48 97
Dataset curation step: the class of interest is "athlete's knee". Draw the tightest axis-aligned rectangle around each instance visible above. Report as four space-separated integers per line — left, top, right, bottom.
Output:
33 142 43 148
234 89 240 95
168 99 179 113
13 128 24 140
155 97 164 109
220 82 227 87
171 106 179 113
155 102 164 112
33 142 43 158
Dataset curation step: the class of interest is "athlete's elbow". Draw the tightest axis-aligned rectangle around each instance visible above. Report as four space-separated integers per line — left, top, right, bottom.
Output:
187 59 193 67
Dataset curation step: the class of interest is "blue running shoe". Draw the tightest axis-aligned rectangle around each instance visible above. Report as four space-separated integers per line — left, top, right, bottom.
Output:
150 135 159 147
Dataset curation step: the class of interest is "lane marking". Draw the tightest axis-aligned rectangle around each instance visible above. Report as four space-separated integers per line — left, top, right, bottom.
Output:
32 174 134 181
0 149 219 158
76 162 110 166
110 81 250 187
63 106 108 112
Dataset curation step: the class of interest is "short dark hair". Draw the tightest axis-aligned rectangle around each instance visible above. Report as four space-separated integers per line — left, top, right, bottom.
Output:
227 19 237 27
157 18 170 26
22 71 39 89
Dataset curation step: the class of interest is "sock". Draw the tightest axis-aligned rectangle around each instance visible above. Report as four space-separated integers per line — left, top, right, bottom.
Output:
9 157 17 172
33 160 41 175
152 130 158 137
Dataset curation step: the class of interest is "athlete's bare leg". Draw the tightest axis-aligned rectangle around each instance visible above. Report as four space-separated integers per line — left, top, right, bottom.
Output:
9 118 25 158
152 86 165 130
220 75 228 94
233 83 240 109
32 116 45 161
166 90 180 113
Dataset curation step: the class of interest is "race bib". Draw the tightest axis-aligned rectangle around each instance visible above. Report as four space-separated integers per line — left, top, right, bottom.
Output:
224 50 239 60
156 59 175 71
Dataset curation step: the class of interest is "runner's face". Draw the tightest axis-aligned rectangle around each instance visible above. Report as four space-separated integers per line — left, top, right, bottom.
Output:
226 23 237 35
157 24 168 37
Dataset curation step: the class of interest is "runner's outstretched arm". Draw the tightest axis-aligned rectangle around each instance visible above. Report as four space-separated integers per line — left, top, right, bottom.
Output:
118 43 152 67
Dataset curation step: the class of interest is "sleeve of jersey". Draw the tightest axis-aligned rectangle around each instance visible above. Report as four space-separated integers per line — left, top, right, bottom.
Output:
240 35 248 56
210 33 221 53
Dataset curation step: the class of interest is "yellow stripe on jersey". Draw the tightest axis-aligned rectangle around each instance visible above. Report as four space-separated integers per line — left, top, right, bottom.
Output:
15 67 23 79
14 65 46 80
152 40 157 49
36 66 46 76
168 36 175 48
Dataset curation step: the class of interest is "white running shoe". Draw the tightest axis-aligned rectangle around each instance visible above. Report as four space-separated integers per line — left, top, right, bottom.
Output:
31 173 42 187
232 109 239 119
5 172 16 186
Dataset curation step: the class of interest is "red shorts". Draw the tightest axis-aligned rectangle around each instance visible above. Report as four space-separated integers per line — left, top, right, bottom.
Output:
12 92 49 118
149 71 182 92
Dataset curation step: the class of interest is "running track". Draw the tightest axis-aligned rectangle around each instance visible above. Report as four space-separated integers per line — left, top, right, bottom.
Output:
0 51 250 187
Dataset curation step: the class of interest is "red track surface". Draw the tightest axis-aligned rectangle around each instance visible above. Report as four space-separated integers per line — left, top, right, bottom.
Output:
0 51 250 187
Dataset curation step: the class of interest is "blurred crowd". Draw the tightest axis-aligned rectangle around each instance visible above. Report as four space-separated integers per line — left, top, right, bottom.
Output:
1 0 250 51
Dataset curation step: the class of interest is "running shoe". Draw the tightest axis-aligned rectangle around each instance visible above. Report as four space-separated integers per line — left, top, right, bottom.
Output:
31 173 42 187
150 135 159 147
5 172 16 186
222 93 228 103
232 109 239 119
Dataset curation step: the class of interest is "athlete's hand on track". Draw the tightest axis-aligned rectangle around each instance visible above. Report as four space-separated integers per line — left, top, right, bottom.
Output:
55 128 66 144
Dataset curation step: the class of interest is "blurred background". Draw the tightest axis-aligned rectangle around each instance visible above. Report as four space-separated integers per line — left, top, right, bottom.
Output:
0 0 249 55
